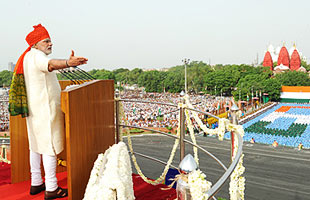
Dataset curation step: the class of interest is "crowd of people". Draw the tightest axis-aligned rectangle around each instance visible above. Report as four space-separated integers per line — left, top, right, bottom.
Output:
0 89 231 133
0 91 9 132
120 90 232 130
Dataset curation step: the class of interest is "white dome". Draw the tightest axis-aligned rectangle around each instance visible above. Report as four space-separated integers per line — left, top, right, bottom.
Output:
271 52 278 62
268 44 275 54
289 46 296 56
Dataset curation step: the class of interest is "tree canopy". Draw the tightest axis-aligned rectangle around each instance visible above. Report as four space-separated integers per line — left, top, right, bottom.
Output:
0 70 13 87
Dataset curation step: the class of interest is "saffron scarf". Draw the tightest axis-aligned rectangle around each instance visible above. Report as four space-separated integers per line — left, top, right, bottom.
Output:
9 24 50 117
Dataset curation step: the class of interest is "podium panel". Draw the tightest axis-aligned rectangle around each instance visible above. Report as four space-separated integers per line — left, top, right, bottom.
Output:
61 80 115 200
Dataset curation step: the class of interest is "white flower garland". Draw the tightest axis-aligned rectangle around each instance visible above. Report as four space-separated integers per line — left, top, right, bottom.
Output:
184 95 245 200
188 169 212 200
184 109 199 165
184 95 228 141
83 142 135 200
120 101 180 185
228 124 245 200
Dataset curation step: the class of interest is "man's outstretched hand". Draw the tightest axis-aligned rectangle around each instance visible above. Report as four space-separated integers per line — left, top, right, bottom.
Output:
67 50 88 67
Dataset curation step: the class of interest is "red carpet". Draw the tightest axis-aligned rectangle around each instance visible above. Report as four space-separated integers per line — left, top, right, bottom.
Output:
0 163 176 200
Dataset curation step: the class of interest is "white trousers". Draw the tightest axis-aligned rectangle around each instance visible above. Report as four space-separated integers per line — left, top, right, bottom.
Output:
30 150 58 191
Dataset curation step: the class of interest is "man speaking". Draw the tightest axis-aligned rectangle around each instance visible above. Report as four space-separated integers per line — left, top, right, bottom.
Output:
9 24 88 199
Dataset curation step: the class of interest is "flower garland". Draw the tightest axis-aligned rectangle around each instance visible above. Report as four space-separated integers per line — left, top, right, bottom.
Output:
188 169 212 200
119 101 181 185
227 124 245 200
184 109 199 165
184 95 245 200
184 95 229 141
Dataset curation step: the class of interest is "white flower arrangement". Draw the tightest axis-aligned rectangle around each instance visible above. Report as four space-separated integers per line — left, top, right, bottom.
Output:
83 142 135 200
188 169 212 200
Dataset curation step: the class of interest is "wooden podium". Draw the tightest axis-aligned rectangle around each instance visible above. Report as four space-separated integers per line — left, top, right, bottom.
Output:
10 80 115 200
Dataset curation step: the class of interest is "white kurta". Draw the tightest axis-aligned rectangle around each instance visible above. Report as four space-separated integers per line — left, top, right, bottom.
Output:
24 48 64 156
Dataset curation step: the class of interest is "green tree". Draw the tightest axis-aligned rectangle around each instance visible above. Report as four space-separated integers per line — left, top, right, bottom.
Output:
262 78 282 101
138 70 166 92
88 69 115 80
275 71 310 86
187 61 212 93
164 70 184 93
0 70 13 87
301 60 310 71
232 66 272 101
113 68 130 85
128 68 143 84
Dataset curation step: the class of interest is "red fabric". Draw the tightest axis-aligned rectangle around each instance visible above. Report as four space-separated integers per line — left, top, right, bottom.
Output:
132 174 176 200
0 162 11 186
277 46 290 67
262 51 273 70
14 24 50 74
0 169 67 200
0 164 176 200
290 49 301 71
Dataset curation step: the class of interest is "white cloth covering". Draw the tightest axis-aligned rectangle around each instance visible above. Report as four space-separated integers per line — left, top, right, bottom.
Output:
24 48 65 156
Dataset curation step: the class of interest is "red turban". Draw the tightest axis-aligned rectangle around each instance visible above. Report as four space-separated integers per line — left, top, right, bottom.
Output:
26 24 50 47
14 24 50 74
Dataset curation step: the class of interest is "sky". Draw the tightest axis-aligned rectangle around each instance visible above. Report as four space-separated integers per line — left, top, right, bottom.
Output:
1 0 310 72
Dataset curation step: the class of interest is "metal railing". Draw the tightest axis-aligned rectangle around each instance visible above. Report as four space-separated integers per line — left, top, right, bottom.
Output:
115 97 243 199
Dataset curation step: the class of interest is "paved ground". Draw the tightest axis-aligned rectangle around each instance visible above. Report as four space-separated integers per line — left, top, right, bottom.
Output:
123 134 310 200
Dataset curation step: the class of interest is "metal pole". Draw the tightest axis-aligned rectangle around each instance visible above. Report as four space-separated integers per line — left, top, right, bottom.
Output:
179 99 186 161
115 92 120 144
252 87 254 109
185 63 187 94
260 90 262 107
182 59 190 94
215 85 217 96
